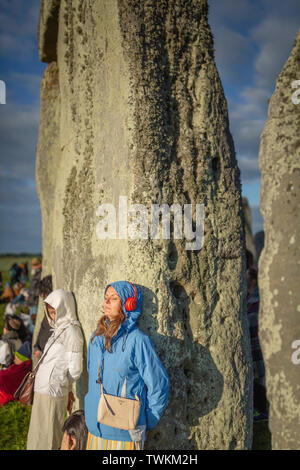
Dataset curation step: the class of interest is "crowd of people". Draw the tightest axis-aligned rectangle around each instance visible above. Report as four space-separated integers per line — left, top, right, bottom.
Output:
0 257 49 397
246 249 269 422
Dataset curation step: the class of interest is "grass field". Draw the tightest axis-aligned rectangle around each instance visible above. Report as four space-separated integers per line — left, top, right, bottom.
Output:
0 256 271 450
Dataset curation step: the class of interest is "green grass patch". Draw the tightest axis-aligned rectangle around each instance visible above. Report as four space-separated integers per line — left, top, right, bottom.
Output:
0 401 31 450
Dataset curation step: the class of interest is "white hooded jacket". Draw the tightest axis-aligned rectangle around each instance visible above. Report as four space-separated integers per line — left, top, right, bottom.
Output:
34 289 84 397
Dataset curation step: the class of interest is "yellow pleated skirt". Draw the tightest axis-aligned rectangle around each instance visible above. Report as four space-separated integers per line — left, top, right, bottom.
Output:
86 432 144 450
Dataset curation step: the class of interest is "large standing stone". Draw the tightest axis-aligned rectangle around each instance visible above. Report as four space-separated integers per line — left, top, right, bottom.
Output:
35 0 253 449
258 28 300 450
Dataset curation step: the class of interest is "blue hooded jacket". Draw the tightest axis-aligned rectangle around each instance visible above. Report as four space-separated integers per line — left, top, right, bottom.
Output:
84 281 169 441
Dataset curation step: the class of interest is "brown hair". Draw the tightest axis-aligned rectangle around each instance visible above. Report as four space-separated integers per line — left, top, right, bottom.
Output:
38 275 53 299
91 307 125 352
62 410 88 450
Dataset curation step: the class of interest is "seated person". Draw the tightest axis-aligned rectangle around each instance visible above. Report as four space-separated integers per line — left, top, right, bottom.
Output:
27 258 42 314
0 315 31 369
0 341 32 406
0 316 23 369
9 264 21 284
13 282 23 297
0 282 15 303
4 302 16 316
11 283 26 306
60 410 88 450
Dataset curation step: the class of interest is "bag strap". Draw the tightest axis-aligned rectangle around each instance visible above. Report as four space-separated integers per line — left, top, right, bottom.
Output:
96 361 104 394
32 325 69 374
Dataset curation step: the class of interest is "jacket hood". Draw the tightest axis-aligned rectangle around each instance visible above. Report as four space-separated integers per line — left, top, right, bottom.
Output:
44 288 80 330
104 281 142 330
103 281 142 350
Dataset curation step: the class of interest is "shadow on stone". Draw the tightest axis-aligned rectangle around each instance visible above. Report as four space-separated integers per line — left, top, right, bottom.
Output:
137 284 224 450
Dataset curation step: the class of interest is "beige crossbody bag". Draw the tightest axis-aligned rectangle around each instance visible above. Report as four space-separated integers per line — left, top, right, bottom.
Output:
97 363 141 430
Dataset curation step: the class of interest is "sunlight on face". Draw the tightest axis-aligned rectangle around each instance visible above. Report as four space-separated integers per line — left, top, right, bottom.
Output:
45 304 56 322
103 286 123 320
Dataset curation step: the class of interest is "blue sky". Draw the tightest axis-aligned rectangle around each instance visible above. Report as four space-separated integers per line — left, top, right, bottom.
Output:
0 0 299 253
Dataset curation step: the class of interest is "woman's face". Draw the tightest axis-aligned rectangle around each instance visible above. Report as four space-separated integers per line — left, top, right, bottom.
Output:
103 286 123 321
46 304 56 322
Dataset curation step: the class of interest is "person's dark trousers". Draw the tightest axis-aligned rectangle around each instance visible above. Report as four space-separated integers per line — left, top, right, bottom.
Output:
254 379 268 414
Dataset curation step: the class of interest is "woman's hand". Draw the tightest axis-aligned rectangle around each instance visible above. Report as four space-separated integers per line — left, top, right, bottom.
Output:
67 391 75 415
34 349 41 359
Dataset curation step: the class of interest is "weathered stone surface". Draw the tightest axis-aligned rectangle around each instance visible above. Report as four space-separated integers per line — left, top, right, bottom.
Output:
258 28 300 450
35 0 253 449
35 61 60 339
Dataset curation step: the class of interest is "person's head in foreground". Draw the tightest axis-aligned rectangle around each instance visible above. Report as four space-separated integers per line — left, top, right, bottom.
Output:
61 410 88 450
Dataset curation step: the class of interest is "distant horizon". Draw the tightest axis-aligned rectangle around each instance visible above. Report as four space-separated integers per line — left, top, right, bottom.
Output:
0 252 42 257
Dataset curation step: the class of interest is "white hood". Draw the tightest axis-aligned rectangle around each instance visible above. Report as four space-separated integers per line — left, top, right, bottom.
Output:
44 288 80 330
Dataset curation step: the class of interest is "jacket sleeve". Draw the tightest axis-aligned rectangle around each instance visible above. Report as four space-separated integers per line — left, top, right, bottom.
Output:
67 350 83 384
66 327 84 384
134 334 169 431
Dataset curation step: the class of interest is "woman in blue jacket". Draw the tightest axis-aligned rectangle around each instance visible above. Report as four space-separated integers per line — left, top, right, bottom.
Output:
84 280 169 450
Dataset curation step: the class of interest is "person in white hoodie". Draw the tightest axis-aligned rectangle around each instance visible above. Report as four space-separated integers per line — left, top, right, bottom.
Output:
26 289 84 450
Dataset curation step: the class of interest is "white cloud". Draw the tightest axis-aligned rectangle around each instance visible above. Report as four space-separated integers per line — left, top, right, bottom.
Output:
211 26 256 85
0 0 40 59
209 0 259 28
0 103 40 180
208 1 300 186
251 17 300 88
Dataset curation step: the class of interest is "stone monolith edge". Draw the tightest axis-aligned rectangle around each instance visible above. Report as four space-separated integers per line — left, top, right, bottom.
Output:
242 197 257 263
35 0 253 449
258 28 300 450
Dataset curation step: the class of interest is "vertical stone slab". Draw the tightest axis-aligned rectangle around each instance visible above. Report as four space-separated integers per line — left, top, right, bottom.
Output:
34 61 61 347
36 0 253 449
258 28 300 449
